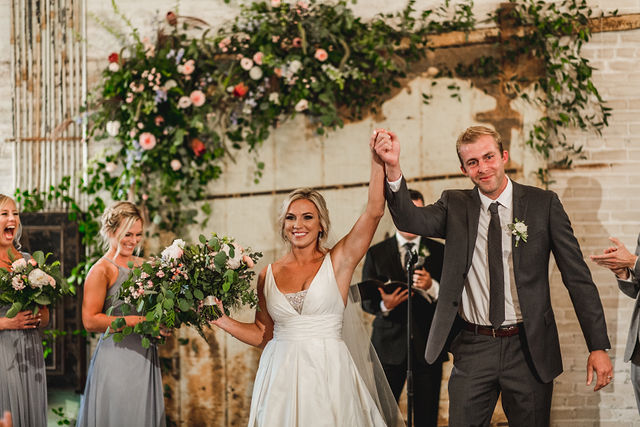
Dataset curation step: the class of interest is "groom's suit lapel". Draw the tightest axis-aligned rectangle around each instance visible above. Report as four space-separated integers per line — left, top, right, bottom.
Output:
511 181 528 282
465 189 481 274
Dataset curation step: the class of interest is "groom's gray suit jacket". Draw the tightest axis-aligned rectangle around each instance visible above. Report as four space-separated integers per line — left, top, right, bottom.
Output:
618 234 640 363
385 178 611 383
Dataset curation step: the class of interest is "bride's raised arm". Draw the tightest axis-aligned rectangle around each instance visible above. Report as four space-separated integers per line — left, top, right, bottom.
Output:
210 267 274 348
331 130 387 292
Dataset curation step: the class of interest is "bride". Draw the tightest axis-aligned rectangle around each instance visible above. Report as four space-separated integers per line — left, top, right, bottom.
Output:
212 130 402 426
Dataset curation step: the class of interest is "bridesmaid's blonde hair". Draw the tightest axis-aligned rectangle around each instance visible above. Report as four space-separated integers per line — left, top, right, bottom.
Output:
100 201 144 254
278 188 330 251
0 194 22 249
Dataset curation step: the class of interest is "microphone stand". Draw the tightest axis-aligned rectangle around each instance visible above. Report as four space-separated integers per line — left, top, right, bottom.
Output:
405 249 418 427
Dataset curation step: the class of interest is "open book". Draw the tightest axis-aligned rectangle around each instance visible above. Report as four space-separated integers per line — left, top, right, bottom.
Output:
356 279 407 301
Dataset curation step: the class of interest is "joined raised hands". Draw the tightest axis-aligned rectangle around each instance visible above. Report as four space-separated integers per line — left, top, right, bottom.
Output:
590 237 638 279
369 129 401 180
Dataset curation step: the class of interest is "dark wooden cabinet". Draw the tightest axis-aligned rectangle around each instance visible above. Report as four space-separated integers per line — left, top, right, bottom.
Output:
19 212 86 391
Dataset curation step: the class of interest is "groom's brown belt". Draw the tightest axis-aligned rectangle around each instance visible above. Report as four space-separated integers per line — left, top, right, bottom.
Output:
464 321 522 337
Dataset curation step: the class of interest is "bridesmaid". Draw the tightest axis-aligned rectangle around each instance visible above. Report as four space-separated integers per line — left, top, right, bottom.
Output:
76 201 165 427
0 194 49 427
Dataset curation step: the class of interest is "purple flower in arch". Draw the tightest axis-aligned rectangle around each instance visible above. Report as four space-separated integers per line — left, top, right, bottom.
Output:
175 48 185 64
155 89 168 104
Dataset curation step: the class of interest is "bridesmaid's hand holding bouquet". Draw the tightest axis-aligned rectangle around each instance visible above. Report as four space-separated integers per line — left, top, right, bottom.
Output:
0 251 69 318
106 234 261 348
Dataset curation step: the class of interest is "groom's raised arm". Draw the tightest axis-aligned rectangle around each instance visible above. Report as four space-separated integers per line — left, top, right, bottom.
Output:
373 131 446 238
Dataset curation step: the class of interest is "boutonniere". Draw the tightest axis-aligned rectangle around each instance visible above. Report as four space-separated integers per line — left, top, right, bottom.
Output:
506 218 528 247
419 244 430 258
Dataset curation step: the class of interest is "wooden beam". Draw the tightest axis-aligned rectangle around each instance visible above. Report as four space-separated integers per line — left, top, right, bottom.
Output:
425 13 640 49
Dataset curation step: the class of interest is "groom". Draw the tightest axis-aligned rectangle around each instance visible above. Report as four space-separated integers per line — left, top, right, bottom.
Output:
371 125 613 426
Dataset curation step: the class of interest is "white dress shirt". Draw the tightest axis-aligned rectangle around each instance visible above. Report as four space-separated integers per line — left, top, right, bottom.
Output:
379 232 441 313
388 176 521 326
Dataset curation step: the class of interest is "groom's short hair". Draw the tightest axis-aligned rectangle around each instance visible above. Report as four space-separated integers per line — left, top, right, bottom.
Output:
456 125 503 166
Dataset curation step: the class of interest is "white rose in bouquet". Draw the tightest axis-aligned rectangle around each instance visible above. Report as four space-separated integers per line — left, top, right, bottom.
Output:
11 258 27 272
223 243 244 269
161 239 186 260
11 276 25 291
28 268 50 288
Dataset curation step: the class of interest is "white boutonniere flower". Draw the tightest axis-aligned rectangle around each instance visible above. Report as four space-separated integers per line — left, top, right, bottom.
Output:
507 218 528 247
419 245 430 258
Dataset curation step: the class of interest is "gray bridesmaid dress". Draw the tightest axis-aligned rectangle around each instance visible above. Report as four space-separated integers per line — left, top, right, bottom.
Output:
76 258 165 427
0 253 48 427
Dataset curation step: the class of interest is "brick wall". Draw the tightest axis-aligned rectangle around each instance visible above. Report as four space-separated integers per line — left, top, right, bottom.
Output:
548 26 640 425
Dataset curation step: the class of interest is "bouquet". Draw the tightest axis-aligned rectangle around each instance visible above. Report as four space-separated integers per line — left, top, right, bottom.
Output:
106 234 261 348
0 251 68 317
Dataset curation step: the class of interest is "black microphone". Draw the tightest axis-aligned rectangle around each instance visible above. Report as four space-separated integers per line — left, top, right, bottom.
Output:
405 248 418 271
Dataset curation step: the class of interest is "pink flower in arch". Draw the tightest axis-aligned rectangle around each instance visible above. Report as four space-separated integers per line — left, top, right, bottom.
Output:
182 59 195 75
240 57 254 71
190 90 206 107
139 132 157 150
292 37 302 48
314 48 328 62
253 52 264 65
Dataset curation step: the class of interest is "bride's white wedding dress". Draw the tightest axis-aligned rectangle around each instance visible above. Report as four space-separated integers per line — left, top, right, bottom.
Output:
248 254 388 427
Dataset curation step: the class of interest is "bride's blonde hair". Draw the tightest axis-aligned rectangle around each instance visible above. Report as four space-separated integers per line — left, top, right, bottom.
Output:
278 188 331 251
100 201 144 255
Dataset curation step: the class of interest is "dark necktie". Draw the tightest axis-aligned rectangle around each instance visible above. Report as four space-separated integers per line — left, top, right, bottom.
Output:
488 202 505 329
403 242 415 269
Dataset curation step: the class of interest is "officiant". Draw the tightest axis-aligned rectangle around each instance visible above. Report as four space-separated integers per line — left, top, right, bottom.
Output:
361 188 446 427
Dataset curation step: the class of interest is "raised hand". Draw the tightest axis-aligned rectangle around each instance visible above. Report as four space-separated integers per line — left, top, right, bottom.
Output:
590 237 638 279
370 129 401 180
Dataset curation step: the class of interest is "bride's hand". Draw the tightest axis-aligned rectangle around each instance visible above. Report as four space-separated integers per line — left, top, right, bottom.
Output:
208 297 227 326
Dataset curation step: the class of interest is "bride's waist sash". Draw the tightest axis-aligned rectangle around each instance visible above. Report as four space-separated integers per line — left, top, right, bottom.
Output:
273 314 342 341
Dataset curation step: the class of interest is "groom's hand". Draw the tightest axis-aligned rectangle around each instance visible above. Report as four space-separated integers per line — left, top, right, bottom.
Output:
586 349 613 391
371 129 401 181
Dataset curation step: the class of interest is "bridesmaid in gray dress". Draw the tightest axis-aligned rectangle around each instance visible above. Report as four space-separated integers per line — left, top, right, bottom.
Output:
0 194 49 427
76 201 165 427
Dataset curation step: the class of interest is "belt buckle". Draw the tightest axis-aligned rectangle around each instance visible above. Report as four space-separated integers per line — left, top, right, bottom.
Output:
492 328 496 338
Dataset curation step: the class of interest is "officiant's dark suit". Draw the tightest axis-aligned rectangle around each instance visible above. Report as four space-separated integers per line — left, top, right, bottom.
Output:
375 125 612 426
361 231 445 427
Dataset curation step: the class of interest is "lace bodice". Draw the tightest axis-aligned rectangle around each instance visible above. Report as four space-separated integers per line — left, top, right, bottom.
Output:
284 289 308 314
